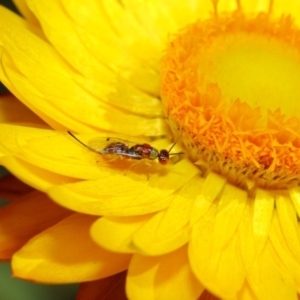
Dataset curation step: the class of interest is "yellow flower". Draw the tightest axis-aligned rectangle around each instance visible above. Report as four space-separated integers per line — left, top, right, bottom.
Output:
0 0 300 299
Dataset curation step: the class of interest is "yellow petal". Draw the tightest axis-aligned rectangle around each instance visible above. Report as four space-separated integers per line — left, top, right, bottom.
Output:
0 156 77 192
247 241 297 300
190 172 226 225
104 0 213 47
189 205 245 298
276 193 300 262
271 0 300 25
0 124 118 180
0 78 65 131
24 0 165 119
0 6 165 135
238 203 256 271
217 0 238 12
91 215 154 253
269 212 300 287
127 246 204 300
252 188 274 254
213 183 247 251
0 190 71 260
13 0 40 26
132 193 193 255
28 0 161 96
236 282 257 300
240 0 270 14
288 186 300 224
49 177 174 216
0 7 87 131
12 213 131 283
49 159 199 216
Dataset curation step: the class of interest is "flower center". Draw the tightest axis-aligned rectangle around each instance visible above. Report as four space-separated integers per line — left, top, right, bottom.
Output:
161 13 300 190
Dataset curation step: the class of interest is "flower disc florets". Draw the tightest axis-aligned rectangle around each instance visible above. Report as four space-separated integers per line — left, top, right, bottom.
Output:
161 12 300 190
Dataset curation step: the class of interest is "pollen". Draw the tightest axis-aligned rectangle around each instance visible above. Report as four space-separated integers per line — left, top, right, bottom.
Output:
161 12 300 190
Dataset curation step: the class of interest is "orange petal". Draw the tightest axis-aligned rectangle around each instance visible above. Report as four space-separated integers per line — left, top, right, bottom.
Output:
0 93 45 126
0 173 33 201
127 246 203 300
77 272 127 300
198 290 221 300
12 213 132 283
0 190 71 260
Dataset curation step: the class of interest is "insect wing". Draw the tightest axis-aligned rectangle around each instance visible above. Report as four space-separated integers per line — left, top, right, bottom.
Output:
88 137 143 159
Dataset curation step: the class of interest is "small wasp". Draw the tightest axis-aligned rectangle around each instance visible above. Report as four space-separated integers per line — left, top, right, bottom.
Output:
67 131 184 165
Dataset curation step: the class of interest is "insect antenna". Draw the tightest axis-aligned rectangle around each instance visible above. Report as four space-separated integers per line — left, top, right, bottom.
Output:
67 131 99 154
168 142 185 156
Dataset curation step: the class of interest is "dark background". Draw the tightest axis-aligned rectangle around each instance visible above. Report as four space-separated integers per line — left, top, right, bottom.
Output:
0 1 79 299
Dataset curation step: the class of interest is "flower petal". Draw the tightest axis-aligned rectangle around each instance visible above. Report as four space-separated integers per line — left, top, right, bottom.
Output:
276 193 300 263
0 173 33 201
0 6 165 135
28 0 161 96
12 213 131 283
132 177 205 256
247 241 297 300
0 94 45 126
77 272 127 300
127 246 204 300
236 282 258 300
271 0 300 25
48 159 199 216
91 215 154 253
269 211 300 287
199 290 221 300
0 156 78 192
13 0 40 25
0 7 84 131
240 0 270 14
0 190 71 260
190 173 226 225
112 0 214 42
212 183 247 251
132 192 194 255
25 0 166 118
252 188 274 254
238 203 256 271
288 186 300 224
0 125 108 179
189 205 245 298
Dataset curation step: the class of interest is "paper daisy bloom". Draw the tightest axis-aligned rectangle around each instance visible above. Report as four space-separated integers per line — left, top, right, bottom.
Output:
0 0 300 299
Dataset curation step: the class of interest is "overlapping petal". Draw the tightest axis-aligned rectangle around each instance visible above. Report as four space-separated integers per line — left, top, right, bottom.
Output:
0 4 165 135
12 213 131 283
0 173 32 200
127 246 204 300
0 94 45 126
77 272 127 300
0 0 300 299
0 190 71 260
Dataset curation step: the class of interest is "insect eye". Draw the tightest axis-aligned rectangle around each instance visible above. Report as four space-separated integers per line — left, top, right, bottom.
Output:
158 149 169 165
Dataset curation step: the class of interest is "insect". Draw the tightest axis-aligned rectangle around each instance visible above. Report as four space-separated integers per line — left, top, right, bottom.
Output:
67 131 184 165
